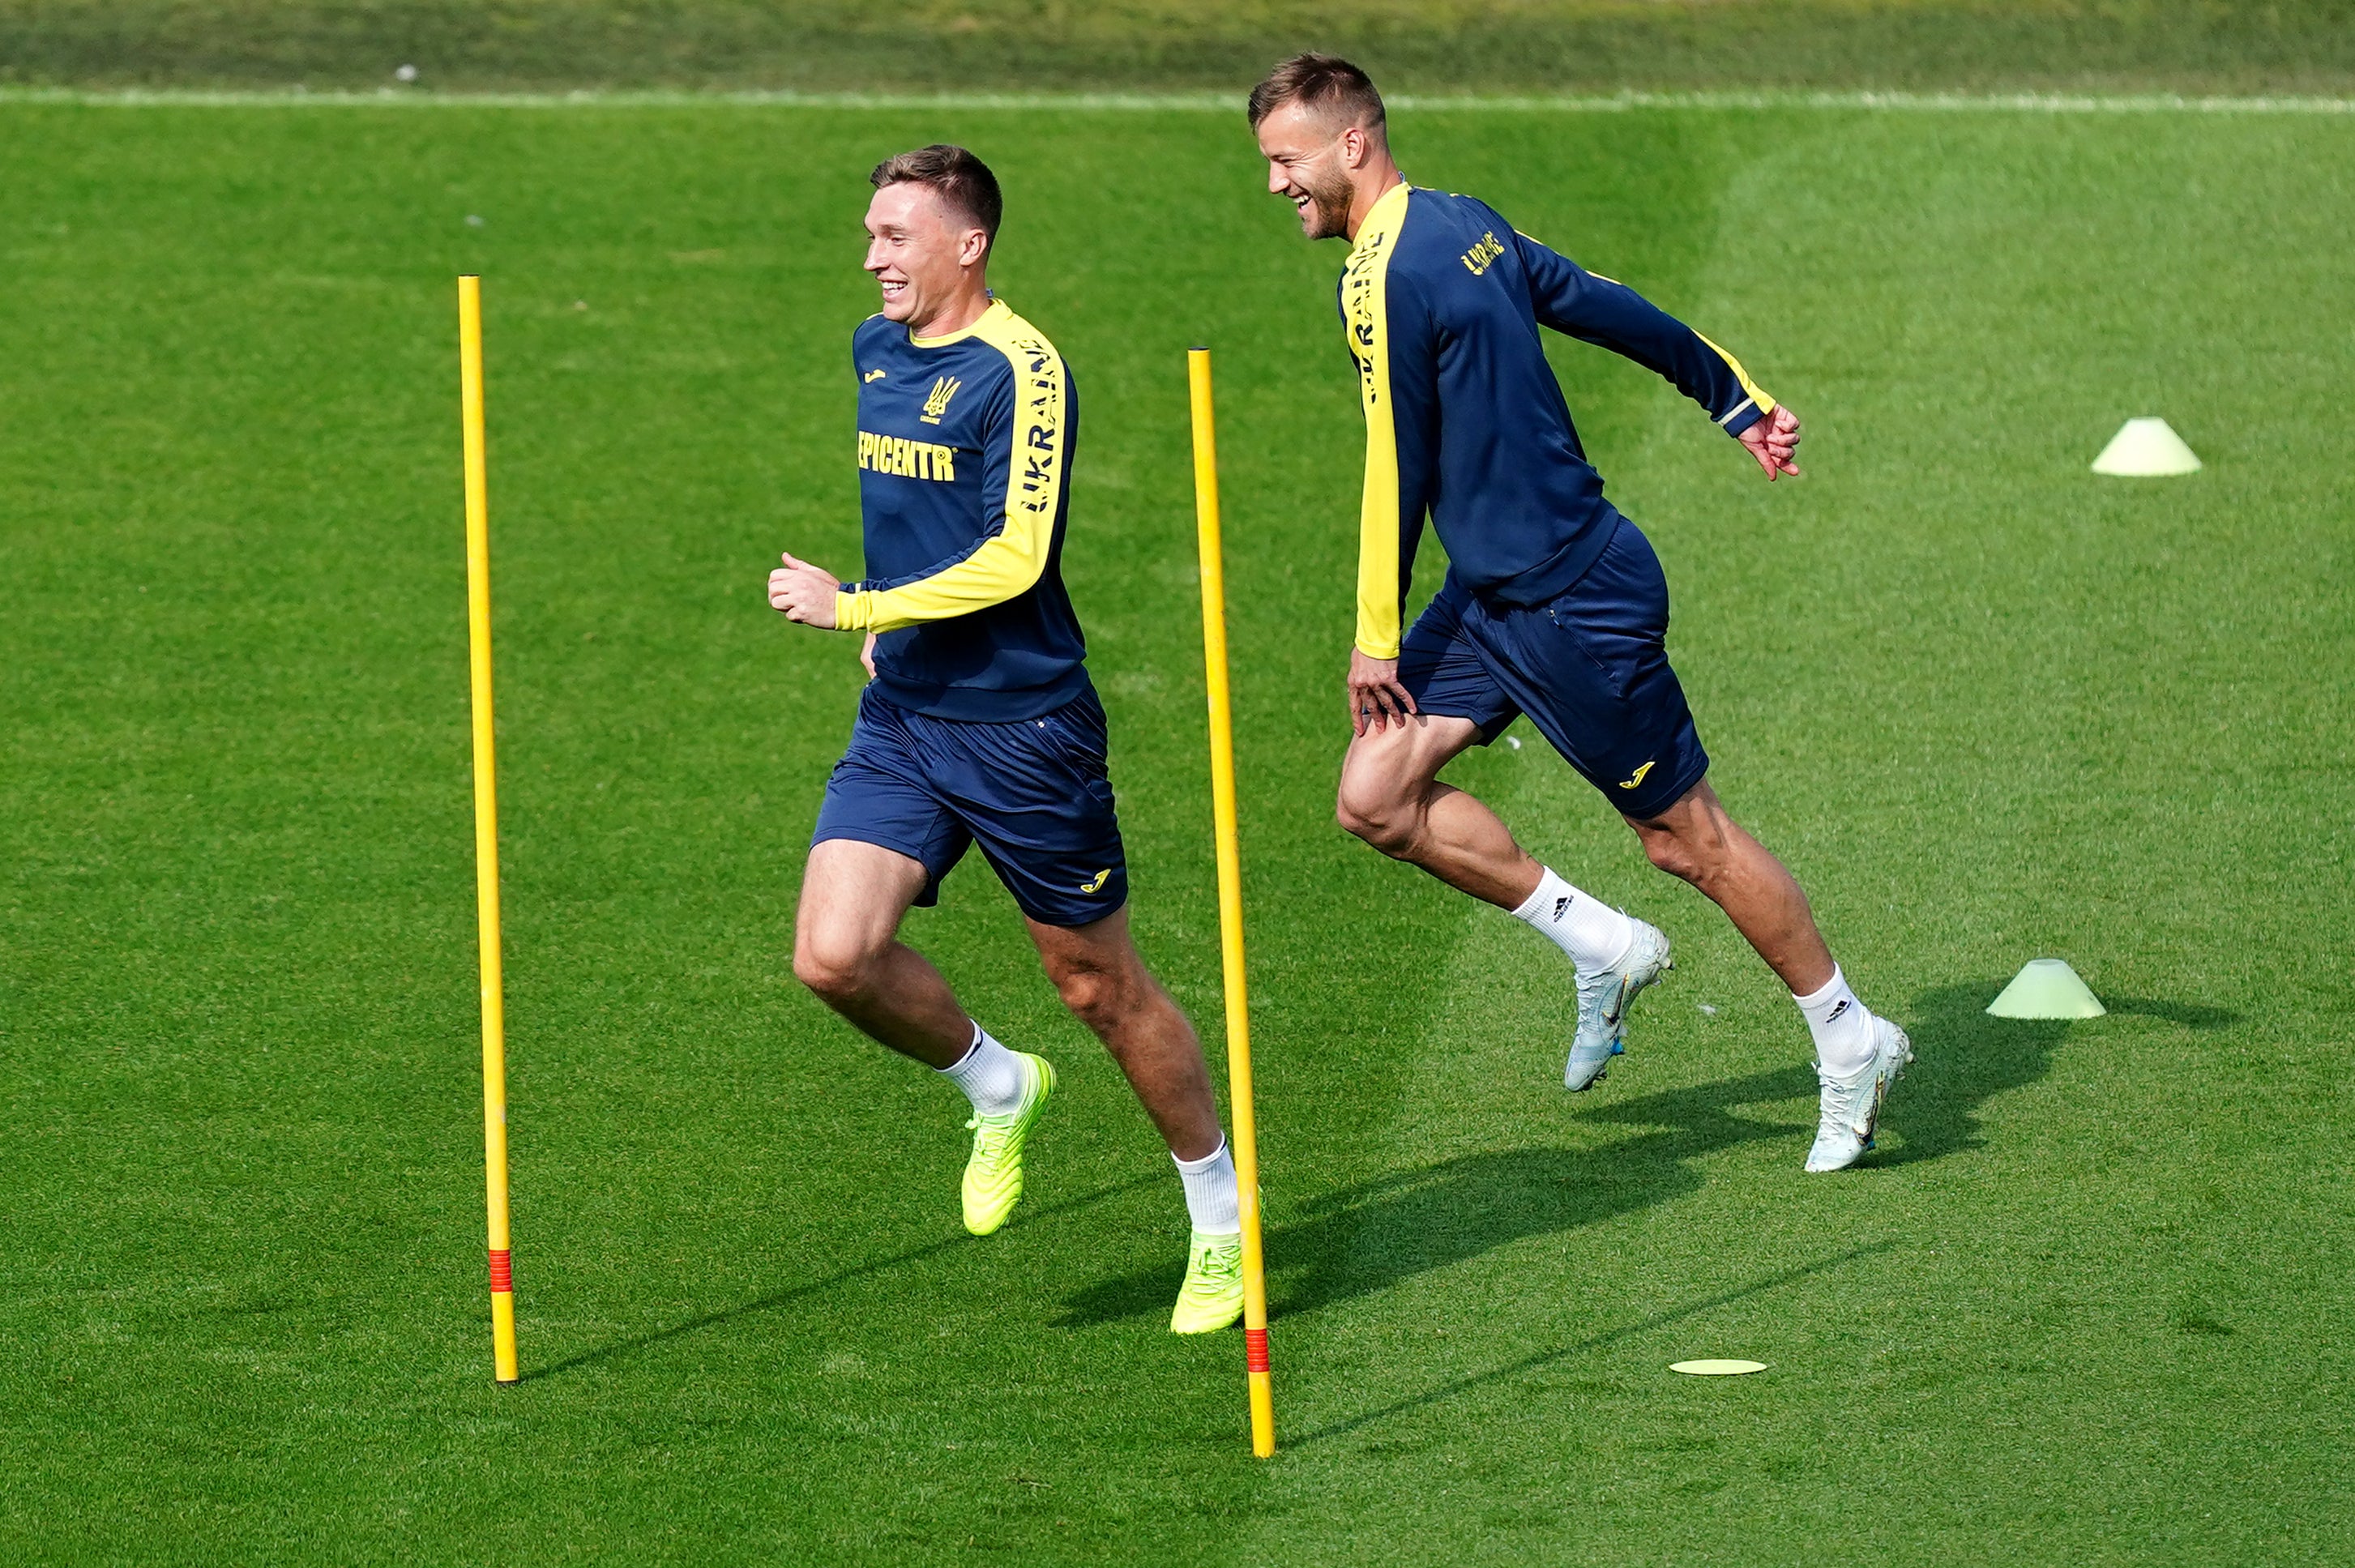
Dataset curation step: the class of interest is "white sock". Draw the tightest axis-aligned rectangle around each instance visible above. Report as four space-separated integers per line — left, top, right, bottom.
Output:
938 1023 1027 1117
1794 966 1876 1075
1511 867 1634 972
1173 1138 1241 1236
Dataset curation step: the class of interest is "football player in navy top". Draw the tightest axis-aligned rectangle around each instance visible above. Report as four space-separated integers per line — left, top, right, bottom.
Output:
767 146 1244 1328
1247 58 1913 1172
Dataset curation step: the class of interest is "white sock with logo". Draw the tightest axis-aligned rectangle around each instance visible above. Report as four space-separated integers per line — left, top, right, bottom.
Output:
1511 867 1634 973
1794 967 1876 1075
1173 1139 1241 1236
938 1023 1028 1117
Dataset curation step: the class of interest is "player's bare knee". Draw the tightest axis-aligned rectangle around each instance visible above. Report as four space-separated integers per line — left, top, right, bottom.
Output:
1068 942 1171 1037
793 927 878 1005
1050 963 1126 1033
1639 830 1706 886
790 949 855 1003
1336 784 1415 856
1652 833 1746 901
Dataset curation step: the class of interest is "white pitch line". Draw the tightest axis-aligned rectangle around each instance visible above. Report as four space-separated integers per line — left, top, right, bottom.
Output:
0 85 2350 113
1403 89 2355 114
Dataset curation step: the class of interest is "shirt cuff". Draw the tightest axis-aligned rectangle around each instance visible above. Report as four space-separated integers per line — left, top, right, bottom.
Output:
1717 398 1769 439
834 587 873 631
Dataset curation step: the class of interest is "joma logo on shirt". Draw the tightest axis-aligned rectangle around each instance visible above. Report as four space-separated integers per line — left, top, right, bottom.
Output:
857 430 957 481
919 375 961 425
1460 231 1506 276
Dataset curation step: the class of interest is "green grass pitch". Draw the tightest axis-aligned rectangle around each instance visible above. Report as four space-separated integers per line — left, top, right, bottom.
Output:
2 98 2349 1562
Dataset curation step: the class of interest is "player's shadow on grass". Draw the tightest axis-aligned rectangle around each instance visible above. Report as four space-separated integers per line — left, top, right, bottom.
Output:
1874 981 2233 1168
528 1174 1160 1382
1055 1063 1822 1327
1874 980 2066 1168
1292 1238 1898 1447
1058 977 2201 1326
2103 996 2238 1029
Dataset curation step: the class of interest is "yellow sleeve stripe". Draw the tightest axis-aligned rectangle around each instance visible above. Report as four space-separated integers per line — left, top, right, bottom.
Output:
837 313 1068 635
1696 331 1776 425
1344 185 1411 660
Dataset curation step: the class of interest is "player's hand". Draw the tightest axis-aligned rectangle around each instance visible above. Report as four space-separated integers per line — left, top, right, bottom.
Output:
1348 647 1417 737
860 631 878 680
768 551 842 629
1737 404 1803 481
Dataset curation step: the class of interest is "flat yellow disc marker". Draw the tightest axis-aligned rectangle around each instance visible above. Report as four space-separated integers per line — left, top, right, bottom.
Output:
1670 1359 1767 1376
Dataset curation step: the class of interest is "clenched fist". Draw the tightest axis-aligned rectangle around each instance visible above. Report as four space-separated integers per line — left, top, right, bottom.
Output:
768 550 842 629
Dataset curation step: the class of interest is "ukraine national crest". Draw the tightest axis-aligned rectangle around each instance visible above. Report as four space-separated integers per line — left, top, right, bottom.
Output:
920 375 961 425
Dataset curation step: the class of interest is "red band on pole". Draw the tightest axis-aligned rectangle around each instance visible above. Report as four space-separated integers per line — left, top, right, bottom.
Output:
1245 1327 1270 1374
489 1249 513 1292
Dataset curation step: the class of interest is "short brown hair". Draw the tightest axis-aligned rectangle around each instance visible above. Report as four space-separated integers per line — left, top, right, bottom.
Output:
1246 53 1387 138
870 144 1003 249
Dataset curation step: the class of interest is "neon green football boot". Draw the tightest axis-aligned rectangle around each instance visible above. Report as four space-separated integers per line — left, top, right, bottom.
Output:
960 1053 1055 1236
1169 1229 1245 1334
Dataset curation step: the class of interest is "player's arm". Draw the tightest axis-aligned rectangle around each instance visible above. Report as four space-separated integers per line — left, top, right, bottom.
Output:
1343 252 1439 733
832 366 1070 634
1514 230 1800 479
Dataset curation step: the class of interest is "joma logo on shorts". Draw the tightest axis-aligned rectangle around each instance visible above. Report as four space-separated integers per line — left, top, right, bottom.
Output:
1618 761 1655 790
1079 868 1113 894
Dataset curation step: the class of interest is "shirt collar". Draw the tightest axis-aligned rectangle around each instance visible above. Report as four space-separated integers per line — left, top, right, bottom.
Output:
910 297 1010 348
1347 182 1412 258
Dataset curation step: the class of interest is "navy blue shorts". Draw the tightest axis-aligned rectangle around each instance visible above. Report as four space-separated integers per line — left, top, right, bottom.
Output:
1398 519 1709 821
812 685 1129 928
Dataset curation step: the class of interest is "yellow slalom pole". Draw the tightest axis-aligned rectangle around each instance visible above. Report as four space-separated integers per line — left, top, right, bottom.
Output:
1186 347 1274 1458
459 275 519 1385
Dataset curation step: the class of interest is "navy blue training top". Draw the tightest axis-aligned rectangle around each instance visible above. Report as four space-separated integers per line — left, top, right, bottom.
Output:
832 299 1090 722
1339 182 1775 656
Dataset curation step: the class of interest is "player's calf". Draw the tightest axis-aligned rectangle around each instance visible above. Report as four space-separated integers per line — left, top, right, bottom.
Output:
1027 911 1243 1322
1029 911 1223 1148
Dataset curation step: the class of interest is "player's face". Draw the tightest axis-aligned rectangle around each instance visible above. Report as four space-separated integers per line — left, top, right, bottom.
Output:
1256 103 1356 241
863 183 982 327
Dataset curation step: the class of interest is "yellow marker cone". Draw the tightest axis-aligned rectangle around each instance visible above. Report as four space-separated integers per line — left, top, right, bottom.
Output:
2092 417 2201 476
1986 959 2105 1019
1671 1360 1767 1376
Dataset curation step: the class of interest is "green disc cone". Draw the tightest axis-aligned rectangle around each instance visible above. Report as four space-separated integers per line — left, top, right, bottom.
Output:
1986 959 2105 1019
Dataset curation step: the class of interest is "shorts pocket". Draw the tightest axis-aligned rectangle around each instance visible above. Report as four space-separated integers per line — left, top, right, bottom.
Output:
1545 604 1636 702
1034 703 1110 781
1544 536 1670 706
